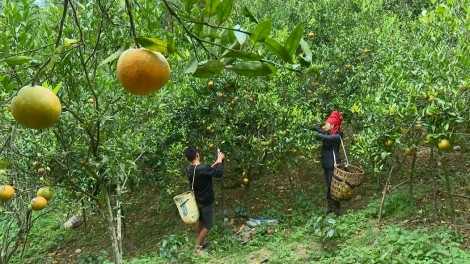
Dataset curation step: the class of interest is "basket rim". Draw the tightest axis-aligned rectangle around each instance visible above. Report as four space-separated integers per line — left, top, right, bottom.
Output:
335 163 364 171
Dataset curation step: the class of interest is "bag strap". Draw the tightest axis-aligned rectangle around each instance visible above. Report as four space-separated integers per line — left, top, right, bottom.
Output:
191 164 198 191
333 135 349 166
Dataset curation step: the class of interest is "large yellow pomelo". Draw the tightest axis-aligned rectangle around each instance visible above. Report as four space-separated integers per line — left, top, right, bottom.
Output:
116 48 171 95
10 86 61 129
37 187 54 201
0 185 15 202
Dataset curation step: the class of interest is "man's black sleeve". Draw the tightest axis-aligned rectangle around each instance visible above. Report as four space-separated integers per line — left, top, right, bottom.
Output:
200 163 224 178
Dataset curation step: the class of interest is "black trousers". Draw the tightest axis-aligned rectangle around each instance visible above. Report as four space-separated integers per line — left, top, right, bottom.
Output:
324 168 334 200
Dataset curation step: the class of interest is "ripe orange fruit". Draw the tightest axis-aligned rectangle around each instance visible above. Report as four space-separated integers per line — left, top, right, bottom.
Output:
308 32 315 38
404 148 417 156
10 85 61 129
415 123 423 131
217 92 224 98
438 139 451 151
0 185 15 202
88 98 95 104
37 168 45 174
30 196 47 211
37 187 54 201
243 178 249 184
385 139 394 147
208 81 214 87
116 48 170 95
344 64 351 70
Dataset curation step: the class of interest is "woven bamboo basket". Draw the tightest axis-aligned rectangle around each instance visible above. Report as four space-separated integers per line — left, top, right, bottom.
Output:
333 163 364 187
330 175 355 201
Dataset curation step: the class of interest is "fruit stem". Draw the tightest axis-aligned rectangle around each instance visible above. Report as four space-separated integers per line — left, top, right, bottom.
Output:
125 0 138 47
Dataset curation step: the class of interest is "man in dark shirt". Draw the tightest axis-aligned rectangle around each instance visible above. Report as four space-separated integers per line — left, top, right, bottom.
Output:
184 146 225 254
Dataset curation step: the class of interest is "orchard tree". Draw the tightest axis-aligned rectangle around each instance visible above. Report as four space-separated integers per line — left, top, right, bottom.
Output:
1 0 316 262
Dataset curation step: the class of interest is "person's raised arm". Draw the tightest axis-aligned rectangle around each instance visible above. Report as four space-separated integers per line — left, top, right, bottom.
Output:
315 133 341 143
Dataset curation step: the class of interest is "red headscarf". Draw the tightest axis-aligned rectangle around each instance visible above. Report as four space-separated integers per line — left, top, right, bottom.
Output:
326 110 343 135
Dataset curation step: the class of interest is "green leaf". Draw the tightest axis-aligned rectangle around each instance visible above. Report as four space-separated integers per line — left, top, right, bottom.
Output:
300 38 312 61
184 59 198 74
64 38 78 47
223 50 262 61
265 63 278 79
242 6 258 24
52 81 63 95
220 40 241 57
135 37 167 53
284 22 303 56
217 0 234 25
192 60 224 78
99 46 125 67
264 38 293 63
233 25 247 45
184 0 198 13
117 0 125 9
3 56 33 66
202 0 220 18
0 161 12 169
251 20 272 45
307 65 320 77
203 27 221 40
232 62 274 77
166 34 176 54
298 55 311 67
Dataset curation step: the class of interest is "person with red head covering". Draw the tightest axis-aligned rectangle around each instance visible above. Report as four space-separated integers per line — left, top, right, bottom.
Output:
312 110 344 215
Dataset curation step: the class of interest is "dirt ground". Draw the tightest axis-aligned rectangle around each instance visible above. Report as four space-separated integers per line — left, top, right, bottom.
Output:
45 144 470 263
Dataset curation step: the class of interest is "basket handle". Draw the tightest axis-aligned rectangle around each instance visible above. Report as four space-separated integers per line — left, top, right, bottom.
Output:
339 135 349 166
333 135 349 166
191 164 199 191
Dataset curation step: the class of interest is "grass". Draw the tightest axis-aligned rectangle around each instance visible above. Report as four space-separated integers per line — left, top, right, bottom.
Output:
2 156 470 264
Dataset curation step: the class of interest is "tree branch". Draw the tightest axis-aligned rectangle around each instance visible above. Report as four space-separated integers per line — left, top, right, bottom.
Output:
161 0 217 59
31 0 68 86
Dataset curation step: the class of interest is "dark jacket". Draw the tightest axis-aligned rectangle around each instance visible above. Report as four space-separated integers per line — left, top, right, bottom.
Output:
186 163 223 206
313 126 343 169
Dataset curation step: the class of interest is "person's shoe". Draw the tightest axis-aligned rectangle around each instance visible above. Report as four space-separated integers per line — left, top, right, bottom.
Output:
325 199 333 214
332 200 341 216
202 241 212 249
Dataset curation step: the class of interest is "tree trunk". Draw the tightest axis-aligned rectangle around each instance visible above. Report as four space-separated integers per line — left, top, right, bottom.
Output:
430 147 439 222
441 155 458 235
409 154 417 207
101 185 122 264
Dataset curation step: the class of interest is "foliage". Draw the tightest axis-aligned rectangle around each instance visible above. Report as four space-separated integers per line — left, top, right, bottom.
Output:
1 0 470 262
159 234 189 263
